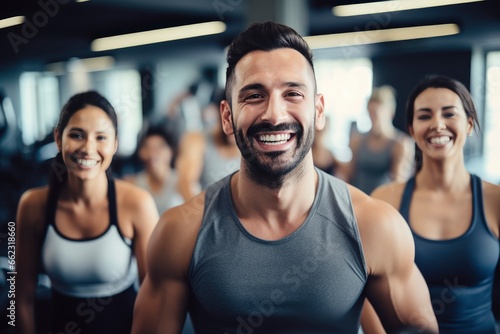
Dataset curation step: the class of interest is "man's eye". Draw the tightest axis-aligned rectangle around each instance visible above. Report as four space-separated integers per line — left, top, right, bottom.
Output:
246 94 262 100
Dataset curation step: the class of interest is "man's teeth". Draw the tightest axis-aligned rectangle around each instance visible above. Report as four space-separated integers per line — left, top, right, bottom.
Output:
258 133 291 145
77 159 97 167
430 136 451 145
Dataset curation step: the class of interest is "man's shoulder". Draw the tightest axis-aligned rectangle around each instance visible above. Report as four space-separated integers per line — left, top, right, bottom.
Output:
147 192 207 278
348 184 408 237
160 192 207 232
349 186 414 274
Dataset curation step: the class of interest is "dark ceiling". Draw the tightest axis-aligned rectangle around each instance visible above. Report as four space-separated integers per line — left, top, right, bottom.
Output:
1 0 499 69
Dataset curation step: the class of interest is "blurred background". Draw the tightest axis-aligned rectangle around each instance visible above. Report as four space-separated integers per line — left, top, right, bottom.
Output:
1 0 500 271
1 0 500 331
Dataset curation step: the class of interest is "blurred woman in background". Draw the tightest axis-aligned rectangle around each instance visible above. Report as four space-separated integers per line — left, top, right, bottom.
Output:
125 126 184 215
16 91 158 334
347 85 414 194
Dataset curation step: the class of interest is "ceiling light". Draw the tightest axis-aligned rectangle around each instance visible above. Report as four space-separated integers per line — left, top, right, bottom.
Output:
333 0 484 17
91 21 226 52
46 56 115 74
0 16 24 30
304 23 459 49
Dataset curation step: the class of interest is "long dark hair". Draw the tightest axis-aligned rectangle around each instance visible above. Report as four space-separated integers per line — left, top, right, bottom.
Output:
49 91 118 190
405 75 480 171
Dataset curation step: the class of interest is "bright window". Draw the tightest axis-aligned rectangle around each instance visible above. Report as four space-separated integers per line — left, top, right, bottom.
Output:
94 69 143 157
315 58 373 161
484 52 500 180
19 72 59 146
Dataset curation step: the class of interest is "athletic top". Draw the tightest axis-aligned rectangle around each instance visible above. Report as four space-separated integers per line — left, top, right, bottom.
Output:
351 134 397 194
400 174 499 334
42 177 137 298
199 135 240 189
134 170 184 214
316 161 336 176
188 170 367 333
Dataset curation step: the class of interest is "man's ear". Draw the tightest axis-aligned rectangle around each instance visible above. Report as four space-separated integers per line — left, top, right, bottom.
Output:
221 100 234 135
315 94 326 131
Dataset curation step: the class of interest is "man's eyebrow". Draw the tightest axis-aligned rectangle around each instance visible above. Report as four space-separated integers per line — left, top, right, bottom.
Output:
238 83 265 95
283 81 307 89
238 81 307 95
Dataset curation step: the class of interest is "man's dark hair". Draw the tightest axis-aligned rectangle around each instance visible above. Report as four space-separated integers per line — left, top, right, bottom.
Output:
225 21 314 105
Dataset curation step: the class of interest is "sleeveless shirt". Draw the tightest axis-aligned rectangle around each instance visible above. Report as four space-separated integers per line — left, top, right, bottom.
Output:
42 177 137 298
199 135 240 190
134 170 184 214
400 174 499 333
188 170 367 333
351 135 397 194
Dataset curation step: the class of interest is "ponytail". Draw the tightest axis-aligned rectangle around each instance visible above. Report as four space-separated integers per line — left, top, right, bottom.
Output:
49 152 67 193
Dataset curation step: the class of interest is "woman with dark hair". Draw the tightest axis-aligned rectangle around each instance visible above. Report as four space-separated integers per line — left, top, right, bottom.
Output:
362 75 500 333
125 126 184 215
16 91 158 334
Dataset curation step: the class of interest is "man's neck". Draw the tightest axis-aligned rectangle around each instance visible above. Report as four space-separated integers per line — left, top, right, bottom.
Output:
230 158 318 240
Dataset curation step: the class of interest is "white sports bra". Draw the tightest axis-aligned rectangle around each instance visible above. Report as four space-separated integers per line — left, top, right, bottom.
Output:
41 178 136 298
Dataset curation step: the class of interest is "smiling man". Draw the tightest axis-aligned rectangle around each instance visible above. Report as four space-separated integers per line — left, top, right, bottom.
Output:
132 21 438 334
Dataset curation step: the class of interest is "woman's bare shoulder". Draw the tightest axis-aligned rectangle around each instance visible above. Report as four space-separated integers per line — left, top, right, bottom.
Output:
17 186 50 231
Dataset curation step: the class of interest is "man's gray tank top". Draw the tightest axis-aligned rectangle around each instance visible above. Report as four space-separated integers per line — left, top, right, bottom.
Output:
188 169 368 333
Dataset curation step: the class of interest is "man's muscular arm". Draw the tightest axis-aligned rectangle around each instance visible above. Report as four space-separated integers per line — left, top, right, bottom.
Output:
132 195 204 334
354 190 438 333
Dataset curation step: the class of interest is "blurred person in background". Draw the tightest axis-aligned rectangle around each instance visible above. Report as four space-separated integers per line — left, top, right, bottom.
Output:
312 115 348 179
16 91 158 334
125 126 184 215
347 85 414 194
176 86 240 201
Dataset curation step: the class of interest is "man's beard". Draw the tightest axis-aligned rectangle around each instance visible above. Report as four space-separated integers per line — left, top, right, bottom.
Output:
233 119 315 190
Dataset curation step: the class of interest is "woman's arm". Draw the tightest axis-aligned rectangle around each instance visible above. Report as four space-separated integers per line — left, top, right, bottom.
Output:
125 184 160 283
16 188 48 334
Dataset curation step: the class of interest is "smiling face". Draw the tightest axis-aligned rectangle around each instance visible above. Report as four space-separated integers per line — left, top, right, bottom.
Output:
221 48 324 187
56 106 118 181
410 87 473 164
139 134 173 170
